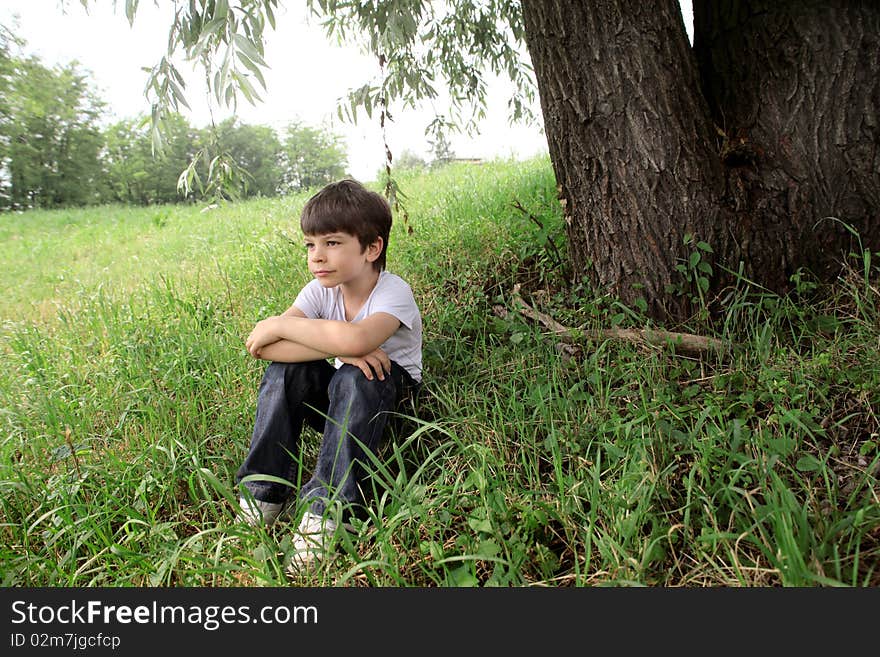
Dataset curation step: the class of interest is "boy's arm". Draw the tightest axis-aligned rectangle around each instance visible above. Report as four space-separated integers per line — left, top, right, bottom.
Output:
247 305 331 362
339 347 392 381
252 339 332 363
246 312 400 359
280 304 306 318
256 338 391 380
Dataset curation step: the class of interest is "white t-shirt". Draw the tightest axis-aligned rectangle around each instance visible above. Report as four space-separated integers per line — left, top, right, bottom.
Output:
293 271 423 382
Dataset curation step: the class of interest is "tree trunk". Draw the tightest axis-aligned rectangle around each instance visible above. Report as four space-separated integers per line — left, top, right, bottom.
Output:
520 0 880 323
521 0 727 321
694 0 880 291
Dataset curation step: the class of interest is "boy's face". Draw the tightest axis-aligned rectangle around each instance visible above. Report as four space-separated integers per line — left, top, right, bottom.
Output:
304 231 381 288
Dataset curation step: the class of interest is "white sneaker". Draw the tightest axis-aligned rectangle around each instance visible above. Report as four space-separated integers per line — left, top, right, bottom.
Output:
287 512 337 570
236 496 286 527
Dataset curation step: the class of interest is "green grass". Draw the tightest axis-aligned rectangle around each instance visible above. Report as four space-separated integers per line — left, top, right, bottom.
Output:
1 155 877 587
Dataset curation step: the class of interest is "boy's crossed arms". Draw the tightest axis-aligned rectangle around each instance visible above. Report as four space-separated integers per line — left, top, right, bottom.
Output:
245 305 399 381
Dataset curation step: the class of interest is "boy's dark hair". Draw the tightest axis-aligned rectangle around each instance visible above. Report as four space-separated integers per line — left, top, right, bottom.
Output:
300 179 392 271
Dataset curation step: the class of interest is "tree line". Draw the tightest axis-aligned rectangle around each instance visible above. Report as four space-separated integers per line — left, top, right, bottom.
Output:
0 31 348 210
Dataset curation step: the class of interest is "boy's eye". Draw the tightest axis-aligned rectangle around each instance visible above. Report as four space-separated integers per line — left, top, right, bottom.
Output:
326 241 339 246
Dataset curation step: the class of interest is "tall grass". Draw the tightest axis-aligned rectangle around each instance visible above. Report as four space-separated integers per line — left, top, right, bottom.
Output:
1 156 877 586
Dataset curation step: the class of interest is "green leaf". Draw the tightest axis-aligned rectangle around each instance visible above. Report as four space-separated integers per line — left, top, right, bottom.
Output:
201 17 228 41
124 0 139 26
265 2 276 29
445 564 477 587
233 33 268 67
220 44 234 89
858 440 876 457
233 71 262 105
795 455 821 472
168 76 191 110
212 70 222 102
467 516 493 533
476 539 500 559
213 0 229 21
237 51 268 89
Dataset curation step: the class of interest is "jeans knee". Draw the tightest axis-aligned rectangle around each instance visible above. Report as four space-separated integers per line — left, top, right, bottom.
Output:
330 364 369 391
328 364 391 400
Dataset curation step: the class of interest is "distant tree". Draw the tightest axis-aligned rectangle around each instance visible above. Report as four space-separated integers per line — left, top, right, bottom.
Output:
428 132 455 168
105 114 282 205
0 28 18 207
209 118 282 198
146 113 201 203
0 51 105 209
279 121 348 193
101 117 149 203
394 149 427 171
102 113 199 204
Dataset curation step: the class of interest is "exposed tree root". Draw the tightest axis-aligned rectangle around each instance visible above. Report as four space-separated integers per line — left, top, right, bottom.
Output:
508 284 728 358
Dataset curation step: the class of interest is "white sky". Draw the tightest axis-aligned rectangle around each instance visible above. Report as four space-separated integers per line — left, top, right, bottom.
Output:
1 1 693 182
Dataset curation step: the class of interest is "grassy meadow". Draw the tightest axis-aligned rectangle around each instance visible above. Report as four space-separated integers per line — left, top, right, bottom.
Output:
1 156 878 587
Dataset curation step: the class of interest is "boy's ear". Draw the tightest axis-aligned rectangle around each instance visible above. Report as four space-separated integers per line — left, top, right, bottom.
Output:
365 237 383 262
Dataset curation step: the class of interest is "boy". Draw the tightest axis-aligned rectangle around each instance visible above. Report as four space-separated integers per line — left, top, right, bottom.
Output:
235 178 422 570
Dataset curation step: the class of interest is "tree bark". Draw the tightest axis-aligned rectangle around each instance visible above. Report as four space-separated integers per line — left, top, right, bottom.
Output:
694 0 880 290
520 0 880 323
521 0 727 321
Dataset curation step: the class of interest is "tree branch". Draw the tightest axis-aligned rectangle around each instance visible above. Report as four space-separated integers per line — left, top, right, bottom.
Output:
509 284 728 357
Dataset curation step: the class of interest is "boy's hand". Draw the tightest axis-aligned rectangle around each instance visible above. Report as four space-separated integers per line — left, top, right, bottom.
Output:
245 317 283 358
339 347 391 381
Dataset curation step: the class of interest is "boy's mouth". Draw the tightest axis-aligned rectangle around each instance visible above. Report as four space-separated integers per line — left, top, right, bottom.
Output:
313 270 333 277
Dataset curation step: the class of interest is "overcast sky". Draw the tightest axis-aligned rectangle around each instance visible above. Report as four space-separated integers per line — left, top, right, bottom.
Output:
1 1 693 182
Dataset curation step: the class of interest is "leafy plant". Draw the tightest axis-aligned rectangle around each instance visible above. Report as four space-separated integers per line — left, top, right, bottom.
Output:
667 233 714 320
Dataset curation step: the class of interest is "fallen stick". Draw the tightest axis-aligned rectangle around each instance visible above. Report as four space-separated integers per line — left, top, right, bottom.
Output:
510 284 728 357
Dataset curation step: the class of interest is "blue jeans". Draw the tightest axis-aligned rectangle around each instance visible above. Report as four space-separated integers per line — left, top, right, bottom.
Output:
235 360 419 517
